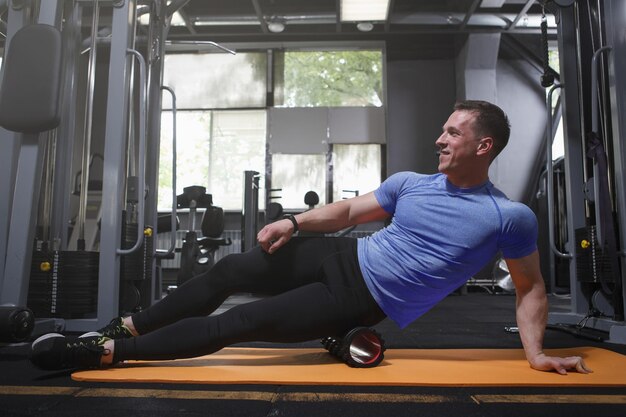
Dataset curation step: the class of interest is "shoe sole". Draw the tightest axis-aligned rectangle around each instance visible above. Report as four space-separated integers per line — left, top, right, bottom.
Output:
80 331 102 338
30 333 66 370
31 332 64 349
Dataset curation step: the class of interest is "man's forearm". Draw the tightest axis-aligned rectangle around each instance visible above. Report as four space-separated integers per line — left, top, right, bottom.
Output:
292 192 388 234
293 200 352 233
507 253 591 374
516 285 548 363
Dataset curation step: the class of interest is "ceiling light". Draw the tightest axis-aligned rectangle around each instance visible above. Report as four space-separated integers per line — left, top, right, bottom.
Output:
193 16 261 26
170 11 186 26
480 0 506 7
446 15 461 25
356 22 374 32
267 21 285 33
341 0 390 22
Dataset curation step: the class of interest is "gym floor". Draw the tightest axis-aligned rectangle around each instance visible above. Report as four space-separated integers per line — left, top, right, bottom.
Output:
1 292 625 417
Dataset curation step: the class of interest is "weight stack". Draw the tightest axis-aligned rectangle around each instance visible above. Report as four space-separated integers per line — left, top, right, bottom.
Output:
144 227 154 281
575 226 615 283
28 250 99 318
121 223 153 283
120 223 154 313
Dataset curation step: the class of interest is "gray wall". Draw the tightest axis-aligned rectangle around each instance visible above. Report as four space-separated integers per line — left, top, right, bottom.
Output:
385 60 456 176
491 58 547 202
385 51 546 206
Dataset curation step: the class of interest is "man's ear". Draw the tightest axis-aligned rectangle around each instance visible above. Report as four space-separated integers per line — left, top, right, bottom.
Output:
477 137 493 156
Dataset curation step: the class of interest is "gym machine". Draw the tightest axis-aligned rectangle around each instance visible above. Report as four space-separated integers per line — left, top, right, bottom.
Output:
0 0 190 338
175 186 231 286
0 0 65 341
545 0 626 343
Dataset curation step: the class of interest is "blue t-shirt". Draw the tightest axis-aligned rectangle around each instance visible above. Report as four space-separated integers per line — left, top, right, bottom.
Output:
357 172 538 328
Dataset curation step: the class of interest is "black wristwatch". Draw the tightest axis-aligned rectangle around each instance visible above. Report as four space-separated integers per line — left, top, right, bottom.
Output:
286 214 299 233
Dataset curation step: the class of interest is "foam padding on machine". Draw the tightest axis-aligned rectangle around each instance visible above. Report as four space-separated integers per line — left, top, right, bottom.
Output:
72 346 626 386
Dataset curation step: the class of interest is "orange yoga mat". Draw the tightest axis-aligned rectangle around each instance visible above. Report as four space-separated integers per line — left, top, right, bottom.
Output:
72 346 626 387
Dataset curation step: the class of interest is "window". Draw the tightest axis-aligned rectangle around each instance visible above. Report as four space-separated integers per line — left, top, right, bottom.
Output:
269 145 382 211
209 111 266 210
547 49 564 161
270 154 326 210
157 49 385 214
158 111 211 211
158 110 266 211
163 53 267 109
276 50 383 107
158 52 268 211
332 144 382 201
548 49 560 74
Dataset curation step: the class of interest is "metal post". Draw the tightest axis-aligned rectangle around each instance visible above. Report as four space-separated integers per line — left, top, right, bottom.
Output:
76 0 100 251
242 171 260 252
602 0 626 343
37 0 63 25
50 0 82 250
0 134 46 306
143 1 170 305
69 0 136 331
545 84 572 260
590 46 612 248
547 2 589 324
117 48 146 256
0 2 27 298
156 86 178 260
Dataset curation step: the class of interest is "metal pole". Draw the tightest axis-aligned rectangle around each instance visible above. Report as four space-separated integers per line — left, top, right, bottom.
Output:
546 84 572 259
50 0 82 250
590 46 613 247
89 0 135 331
155 86 178 259
242 170 259 252
0 0 28 302
117 48 147 255
76 0 100 251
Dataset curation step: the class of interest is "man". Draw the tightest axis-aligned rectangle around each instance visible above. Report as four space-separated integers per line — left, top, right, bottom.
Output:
31 100 591 375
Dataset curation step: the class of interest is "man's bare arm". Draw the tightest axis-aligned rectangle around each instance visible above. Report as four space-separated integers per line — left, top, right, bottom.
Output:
257 192 389 254
506 251 592 374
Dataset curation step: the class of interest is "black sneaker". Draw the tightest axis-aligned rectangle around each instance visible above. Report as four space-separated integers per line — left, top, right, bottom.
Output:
30 333 111 370
94 317 134 339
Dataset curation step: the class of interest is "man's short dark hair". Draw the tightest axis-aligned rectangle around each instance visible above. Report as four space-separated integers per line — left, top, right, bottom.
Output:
454 100 511 160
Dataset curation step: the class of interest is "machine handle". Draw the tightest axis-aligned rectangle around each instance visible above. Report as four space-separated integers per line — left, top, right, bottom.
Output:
117 48 147 255
545 83 572 259
155 86 178 259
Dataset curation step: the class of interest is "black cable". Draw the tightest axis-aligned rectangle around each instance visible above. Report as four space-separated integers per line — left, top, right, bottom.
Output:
540 6 555 88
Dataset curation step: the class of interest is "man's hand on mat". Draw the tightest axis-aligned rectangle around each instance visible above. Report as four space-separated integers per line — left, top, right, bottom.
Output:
257 219 293 254
530 353 593 375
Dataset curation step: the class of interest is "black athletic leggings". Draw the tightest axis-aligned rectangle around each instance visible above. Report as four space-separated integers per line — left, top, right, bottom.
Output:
113 237 386 362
